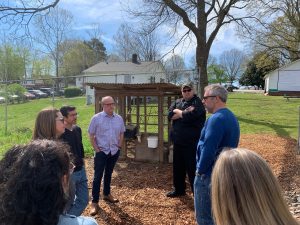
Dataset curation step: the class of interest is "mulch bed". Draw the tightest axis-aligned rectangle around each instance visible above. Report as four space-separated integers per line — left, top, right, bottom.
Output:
82 134 300 225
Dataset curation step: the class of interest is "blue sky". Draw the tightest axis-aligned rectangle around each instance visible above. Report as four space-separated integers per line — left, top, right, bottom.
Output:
58 0 245 64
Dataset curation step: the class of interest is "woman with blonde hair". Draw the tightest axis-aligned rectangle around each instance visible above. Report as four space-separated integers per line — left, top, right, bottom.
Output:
211 148 299 225
33 107 65 139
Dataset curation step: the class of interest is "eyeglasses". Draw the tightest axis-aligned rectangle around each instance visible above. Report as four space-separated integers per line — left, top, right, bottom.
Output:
69 162 75 174
69 113 78 117
182 89 192 93
56 117 64 122
202 95 217 100
103 103 115 106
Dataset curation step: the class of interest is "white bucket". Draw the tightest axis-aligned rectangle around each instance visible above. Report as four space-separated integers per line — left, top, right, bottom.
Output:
147 136 158 148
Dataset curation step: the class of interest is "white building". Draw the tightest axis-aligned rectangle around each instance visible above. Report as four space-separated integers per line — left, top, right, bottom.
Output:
76 55 167 104
264 59 300 95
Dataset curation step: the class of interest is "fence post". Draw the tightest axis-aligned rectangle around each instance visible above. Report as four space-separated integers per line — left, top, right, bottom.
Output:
298 106 300 154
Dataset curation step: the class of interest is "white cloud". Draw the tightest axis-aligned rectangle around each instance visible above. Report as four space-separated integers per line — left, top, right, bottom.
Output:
58 0 246 62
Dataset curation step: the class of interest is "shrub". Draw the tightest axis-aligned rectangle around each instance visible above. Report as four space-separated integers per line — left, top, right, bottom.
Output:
64 87 82 98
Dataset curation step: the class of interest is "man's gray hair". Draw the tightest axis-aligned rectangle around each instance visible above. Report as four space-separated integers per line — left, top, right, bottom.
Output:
204 84 228 103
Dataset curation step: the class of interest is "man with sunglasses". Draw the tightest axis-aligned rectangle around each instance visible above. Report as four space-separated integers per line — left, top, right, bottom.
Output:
194 84 240 225
166 82 206 198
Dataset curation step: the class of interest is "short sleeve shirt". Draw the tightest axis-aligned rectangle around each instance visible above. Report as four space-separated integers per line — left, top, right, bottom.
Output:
88 111 125 155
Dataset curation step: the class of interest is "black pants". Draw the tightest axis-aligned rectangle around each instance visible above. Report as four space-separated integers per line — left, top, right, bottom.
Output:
172 143 196 194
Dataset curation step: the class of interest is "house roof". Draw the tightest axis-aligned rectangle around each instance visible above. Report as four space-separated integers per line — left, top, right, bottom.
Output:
264 59 300 79
83 61 165 75
86 82 181 95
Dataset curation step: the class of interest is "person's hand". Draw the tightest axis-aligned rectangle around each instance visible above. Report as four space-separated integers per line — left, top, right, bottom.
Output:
94 146 101 153
172 109 183 120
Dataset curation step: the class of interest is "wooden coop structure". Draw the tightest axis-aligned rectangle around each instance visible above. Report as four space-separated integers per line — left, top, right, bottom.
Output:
86 83 181 163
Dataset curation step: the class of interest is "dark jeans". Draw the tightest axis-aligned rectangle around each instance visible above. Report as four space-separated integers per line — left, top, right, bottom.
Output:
173 143 196 193
91 150 120 203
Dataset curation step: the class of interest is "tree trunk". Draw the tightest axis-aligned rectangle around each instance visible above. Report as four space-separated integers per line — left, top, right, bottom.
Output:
196 42 208 97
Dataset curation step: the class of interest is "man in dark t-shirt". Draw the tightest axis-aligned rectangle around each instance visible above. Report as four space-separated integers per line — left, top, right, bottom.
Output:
60 106 88 216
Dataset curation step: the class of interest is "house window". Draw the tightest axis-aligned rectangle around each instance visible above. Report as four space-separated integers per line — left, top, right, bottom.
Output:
124 75 131 84
150 76 155 83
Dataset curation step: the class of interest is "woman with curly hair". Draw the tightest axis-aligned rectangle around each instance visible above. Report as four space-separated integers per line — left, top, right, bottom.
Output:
0 139 98 225
211 148 299 225
33 107 65 139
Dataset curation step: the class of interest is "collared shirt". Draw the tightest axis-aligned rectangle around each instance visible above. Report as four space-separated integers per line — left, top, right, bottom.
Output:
88 111 125 155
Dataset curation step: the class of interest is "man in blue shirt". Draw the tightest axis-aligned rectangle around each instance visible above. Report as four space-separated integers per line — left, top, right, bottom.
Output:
88 96 125 216
194 84 240 225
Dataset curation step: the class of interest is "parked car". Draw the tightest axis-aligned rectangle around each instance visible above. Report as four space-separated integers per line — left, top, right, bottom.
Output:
0 96 5 103
226 84 238 92
28 90 48 98
239 86 249 90
23 92 36 100
40 88 54 96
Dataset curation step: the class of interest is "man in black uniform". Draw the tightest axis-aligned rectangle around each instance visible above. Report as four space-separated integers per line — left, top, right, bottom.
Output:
60 105 89 216
166 82 206 197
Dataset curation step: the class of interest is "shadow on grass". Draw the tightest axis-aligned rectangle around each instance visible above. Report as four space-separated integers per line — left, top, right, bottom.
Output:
237 116 296 137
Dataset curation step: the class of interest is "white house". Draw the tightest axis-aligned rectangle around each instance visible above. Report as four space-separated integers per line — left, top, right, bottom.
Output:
76 54 167 104
264 59 300 95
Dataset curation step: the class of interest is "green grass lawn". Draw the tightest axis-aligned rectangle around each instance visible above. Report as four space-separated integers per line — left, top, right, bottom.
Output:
228 93 300 138
0 93 299 157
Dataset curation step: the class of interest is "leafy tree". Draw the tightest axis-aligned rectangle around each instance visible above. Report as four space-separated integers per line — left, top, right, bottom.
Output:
239 62 262 87
0 45 25 81
84 38 107 64
7 83 26 96
31 57 53 79
207 64 227 84
239 0 300 63
239 52 279 88
61 41 95 77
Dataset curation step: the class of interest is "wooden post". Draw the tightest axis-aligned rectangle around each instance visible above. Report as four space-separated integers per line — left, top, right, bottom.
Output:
158 95 164 162
297 106 300 154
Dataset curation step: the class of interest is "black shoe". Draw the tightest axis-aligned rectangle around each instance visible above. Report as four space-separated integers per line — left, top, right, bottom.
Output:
166 191 186 198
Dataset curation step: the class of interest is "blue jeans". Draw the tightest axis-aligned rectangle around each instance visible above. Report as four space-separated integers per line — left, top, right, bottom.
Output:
66 167 89 216
194 174 214 225
92 150 120 203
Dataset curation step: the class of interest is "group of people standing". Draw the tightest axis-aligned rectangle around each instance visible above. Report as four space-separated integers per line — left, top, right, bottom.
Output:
0 84 298 225
167 83 299 225
0 95 124 225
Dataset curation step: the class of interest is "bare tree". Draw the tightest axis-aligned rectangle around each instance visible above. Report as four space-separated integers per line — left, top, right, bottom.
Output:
164 54 186 84
126 0 255 96
238 0 300 63
33 7 73 78
0 1 60 27
113 23 161 61
131 27 160 61
113 23 133 61
219 49 246 84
